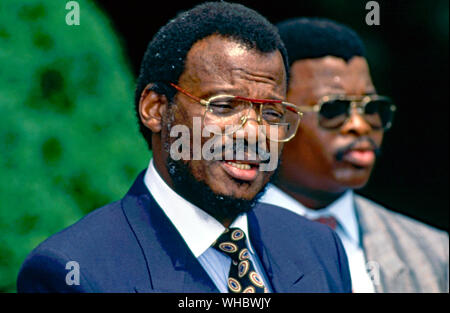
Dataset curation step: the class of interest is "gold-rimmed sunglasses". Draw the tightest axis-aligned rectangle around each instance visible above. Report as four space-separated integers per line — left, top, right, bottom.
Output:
297 94 396 130
169 83 303 142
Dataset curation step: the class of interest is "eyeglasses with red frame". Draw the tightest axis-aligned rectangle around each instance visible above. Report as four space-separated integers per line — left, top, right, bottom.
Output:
169 82 302 142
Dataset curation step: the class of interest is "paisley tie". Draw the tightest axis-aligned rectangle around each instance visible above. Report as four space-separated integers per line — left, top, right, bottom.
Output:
213 227 267 293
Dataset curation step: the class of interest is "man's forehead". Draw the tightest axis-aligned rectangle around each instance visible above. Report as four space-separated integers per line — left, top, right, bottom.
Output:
180 35 286 89
288 55 374 97
291 56 370 80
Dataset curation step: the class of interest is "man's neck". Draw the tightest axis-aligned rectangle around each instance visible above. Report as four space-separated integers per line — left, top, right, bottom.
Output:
277 183 348 210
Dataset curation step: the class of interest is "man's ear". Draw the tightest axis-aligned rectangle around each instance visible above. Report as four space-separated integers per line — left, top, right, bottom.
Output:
139 83 168 133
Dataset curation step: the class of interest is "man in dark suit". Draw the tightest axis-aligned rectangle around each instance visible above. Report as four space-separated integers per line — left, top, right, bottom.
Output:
17 3 351 293
261 17 448 292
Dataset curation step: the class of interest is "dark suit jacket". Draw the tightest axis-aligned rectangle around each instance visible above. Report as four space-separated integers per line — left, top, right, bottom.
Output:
17 172 352 293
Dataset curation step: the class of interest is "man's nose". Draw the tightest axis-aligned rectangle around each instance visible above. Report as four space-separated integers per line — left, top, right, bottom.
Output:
233 107 264 145
340 107 372 136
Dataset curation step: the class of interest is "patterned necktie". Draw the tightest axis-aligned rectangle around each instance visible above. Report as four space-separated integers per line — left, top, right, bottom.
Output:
213 227 267 293
312 215 338 230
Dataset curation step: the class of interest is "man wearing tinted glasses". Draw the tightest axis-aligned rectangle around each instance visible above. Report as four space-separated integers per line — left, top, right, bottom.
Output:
261 17 448 292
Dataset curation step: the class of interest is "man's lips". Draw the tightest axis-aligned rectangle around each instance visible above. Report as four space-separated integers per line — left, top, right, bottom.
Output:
221 161 259 181
341 149 376 167
336 138 379 168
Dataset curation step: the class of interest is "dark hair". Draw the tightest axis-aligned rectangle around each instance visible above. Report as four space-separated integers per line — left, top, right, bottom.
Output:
135 1 289 150
276 17 365 67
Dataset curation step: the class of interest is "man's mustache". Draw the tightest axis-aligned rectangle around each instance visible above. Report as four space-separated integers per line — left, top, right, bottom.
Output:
210 140 272 163
200 134 279 171
335 137 381 161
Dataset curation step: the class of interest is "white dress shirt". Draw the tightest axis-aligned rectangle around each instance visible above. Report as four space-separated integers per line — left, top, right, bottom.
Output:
143 159 272 293
260 183 375 293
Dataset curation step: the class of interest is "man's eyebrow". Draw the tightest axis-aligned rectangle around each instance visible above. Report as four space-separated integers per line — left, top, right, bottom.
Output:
199 88 242 98
201 90 283 101
231 68 278 84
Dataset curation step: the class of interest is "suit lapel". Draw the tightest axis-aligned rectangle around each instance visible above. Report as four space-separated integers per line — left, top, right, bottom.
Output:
354 196 414 292
248 208 305 292
122 172 218 293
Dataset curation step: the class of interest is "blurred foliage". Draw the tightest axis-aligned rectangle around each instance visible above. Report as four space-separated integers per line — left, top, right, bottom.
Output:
0 0 149 292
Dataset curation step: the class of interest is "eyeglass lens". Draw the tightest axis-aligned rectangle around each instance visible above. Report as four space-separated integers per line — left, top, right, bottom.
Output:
318 98 394 130
203 96 299 141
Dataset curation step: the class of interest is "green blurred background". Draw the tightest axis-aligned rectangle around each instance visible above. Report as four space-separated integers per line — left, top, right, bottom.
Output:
0 0 149 292
0 0 448 292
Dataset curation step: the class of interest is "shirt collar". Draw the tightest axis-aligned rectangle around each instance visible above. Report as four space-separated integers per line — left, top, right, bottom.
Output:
261 184 359 245
143 158 253 258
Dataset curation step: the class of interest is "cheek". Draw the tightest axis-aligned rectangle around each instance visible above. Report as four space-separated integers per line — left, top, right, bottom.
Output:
313 131 338 161
170 99 206 133
372 132 384 147
297 119 337 167
183 160 229 196
187 159 215 188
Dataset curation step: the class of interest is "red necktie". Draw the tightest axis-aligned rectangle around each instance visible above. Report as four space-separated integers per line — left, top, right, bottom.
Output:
312 216 338 230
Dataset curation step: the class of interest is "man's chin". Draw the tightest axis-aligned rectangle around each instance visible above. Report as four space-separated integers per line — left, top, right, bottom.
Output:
210 179 268 201
166 158 268 223
335 174 371 190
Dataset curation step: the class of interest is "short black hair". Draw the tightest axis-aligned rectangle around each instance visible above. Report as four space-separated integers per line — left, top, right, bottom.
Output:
276 17 365 67
135 1 289 150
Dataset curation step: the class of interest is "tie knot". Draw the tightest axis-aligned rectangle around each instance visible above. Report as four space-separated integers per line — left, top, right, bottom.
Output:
213 227 250 261
312 215 338 230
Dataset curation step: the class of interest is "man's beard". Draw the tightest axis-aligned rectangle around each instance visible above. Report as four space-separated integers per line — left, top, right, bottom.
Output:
166 157 273 223
162 105 278 223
